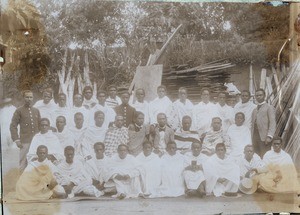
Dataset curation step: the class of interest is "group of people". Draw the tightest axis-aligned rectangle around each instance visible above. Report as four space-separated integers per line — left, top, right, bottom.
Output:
5 84 299 200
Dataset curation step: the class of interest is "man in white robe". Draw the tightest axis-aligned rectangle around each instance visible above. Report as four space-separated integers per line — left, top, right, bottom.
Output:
16 145 65 200
130 88 150 125
104 144 143 199
227 112 252 162
149 85 172 124
183 141 208 197
254 137 300 193
136 140 161 196
90 90 116 128
77 111 107 160
54 116 76 149
56 146 103 198
72 94 90 127
234 90 256 130
82 86 97 110
34 89 56 127
68 112 87 145
52 93 72 128
27 118 64 164
203 143 240 197
192 88 218 136
154 141 185 197
216 92 235 133
167 87 194 131
105 85 122 108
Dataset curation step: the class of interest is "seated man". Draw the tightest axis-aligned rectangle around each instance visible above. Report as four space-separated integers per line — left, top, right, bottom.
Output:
69 112 87 144
77 111 107 160
128 111 150 156
84 142 110 192
202 117 229 156
27 118 64 164
104 115 129 157
174 115 200 154
115 91 136 128
136 140 162 197
254 137 300 194
150 113 174 157
54 116 76 149
16 145 65 200
154 141 185 197
56 146 103 198
203 143 240 197
104 144 142 199
183 141 208 198
227 112 252 162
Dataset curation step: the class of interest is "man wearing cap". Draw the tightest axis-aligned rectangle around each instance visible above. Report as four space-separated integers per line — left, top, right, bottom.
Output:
115 91 136 128
10 90 41 172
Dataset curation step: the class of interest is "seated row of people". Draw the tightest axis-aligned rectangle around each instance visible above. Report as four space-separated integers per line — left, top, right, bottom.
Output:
16 137 300 201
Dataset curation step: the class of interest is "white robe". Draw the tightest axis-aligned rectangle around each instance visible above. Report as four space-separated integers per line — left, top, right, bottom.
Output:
105 154 142 198
136 152 162 196
149 96 172 124
0 104 16 149
27 131 64 163
90 104 116 128
154 152 185 197
239 153 264 178
54 128 76 149
84 156 109 184
82 97 98 110
71 106 90 127
227 124 252 162
192 102 218 136
69 126 87 145
167 99 194 131
183 152 208 190
130 100 150 125
234 101 257 130
216 103 235 132
53 106 73 128
203 154 240 197
77 125 107 159
34 99 56 126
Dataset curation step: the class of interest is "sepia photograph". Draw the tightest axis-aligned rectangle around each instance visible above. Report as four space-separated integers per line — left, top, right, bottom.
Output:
0 0 299 214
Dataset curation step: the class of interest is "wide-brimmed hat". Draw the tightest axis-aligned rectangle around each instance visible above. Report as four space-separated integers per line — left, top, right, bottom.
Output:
239 178 258 195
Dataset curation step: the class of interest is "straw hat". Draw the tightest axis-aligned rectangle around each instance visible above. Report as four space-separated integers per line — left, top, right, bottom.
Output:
239 178 258 195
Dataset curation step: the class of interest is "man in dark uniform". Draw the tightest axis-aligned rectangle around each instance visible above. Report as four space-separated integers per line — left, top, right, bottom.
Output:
10 90 41 172
115 91 136 128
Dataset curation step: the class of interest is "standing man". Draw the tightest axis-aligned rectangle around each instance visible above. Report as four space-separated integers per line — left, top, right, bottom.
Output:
10 90 41 172
251 89 276 158
115 91 136 128
105 85 121 108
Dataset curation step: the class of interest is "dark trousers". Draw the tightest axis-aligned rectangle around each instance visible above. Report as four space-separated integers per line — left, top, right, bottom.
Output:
252 125 271 159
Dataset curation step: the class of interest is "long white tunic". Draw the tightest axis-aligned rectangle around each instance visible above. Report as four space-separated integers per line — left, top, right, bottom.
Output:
239 153 264 178
149 96 172 124
0 104 16 149
71 106 90 128
53 106 73 128
84 156 109 184
54 128 76 149
34 99 56 126
234 101 257 130
130 100 150 125
89 104 116 128
136 152 162 196
216 103 235 132
183 152 208 189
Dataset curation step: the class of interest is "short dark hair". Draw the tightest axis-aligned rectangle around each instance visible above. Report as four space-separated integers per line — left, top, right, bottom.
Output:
40 118 50 125
36 145 48 154
235 112 245 119
64 146 75 154
212 117 222 123
178 87 187 93
94 110 104 119
58 93 66 98
182 115 192 122
117 144 129 151
142 140 153 148
191 141 202 148
108 85 117 91
215 142 226 151
157 112 166 119
74 112 84 118
97 90 107 97
56 115 66 122
135 88 145 94
241 90 251 96
167 141 177 148
244 144 253 151
135 111 144 119
73 93 83 99
94 142 105 150
201 88 210 95
256 88 266 95
83 86 93 93
157 85 167 91
272 136 282 144
43 88 53 96
22 90 33 97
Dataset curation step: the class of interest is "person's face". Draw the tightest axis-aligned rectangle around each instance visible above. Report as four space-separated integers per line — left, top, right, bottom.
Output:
109 88 117 98
56 117 66 131
227 97 237 108
211 119 222 131
94 145 105 158
94 113 105 127
191 142 202 157
73 95 83 107
218 93 226 106
178 89 187 102
135 114 144 126
43 92 52 104
40 120 50 134
143 143 152 157
157 87 166 99
241 92 251 104
167 143 177 156
65 150 74 164
118 146 128 159
235 114 245 126
84 89 93 100
157 114 167 127
24 92 33 106
115 116 124 128
201 90 210 103
97 93 106 105
136 90 145 102
37 148 48 162
121 93 130 105
74 115 84 128
58 95 66 107
244 146 254 161
182 118 191 131
216 146 226 159
272 140 282 153
255 90 265 104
